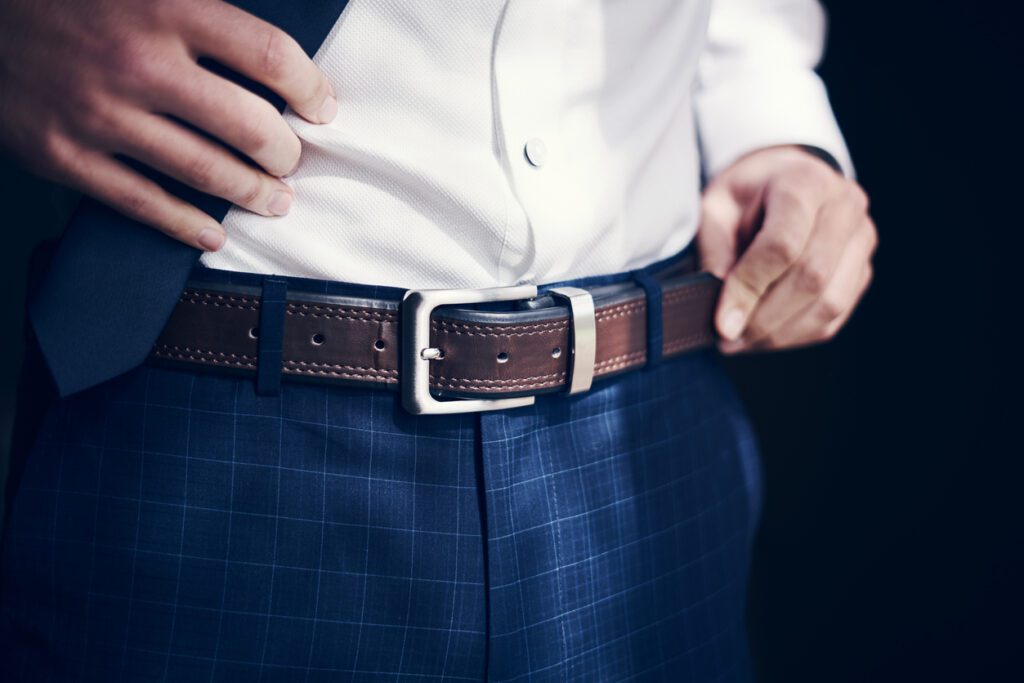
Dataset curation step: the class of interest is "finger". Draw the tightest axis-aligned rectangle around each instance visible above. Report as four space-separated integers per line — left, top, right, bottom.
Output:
157 66 302 177
730 264 873 354
741 184 868 342
714 179 820 340
698 184 744 279
111 112 294 217
820 263 873 339
182 2 336 124
62 146 226 251
727 220 876 352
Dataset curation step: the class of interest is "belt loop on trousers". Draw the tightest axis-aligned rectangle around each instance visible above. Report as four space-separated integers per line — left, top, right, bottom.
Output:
630 269 663 368
256 277 288 396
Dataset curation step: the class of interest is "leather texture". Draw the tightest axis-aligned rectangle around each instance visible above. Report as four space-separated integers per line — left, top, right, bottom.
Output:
27 0 353 398
150 266 721 399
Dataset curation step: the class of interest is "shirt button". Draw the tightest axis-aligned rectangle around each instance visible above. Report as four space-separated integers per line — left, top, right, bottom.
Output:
524 138 548 168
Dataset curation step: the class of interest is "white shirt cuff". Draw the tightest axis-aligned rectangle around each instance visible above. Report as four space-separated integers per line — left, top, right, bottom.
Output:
695 68 854 180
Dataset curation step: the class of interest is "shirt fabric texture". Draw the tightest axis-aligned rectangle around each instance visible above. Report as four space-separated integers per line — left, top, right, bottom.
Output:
202 0 852 289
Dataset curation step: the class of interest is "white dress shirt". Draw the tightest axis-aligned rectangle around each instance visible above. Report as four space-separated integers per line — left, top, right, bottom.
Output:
201 0 852 288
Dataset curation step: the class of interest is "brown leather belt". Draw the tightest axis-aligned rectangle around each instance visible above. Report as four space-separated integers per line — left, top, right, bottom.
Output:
150 256 722 414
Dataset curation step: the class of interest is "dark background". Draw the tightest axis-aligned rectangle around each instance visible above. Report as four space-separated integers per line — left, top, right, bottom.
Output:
736 1 1018 681
0 0 1017 681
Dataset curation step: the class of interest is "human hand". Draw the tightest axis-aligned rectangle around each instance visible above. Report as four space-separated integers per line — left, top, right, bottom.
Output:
0 0 337 251
698 145 877 353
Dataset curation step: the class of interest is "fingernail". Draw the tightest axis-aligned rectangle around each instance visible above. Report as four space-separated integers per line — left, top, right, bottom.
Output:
268 190 293 216
317 95 338 124
720 308 746 340
197 228 225 251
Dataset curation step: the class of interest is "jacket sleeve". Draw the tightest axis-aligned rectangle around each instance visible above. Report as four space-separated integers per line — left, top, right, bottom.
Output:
694 0 854 179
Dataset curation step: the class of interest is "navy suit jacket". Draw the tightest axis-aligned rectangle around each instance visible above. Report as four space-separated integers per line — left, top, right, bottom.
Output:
28 0 352 397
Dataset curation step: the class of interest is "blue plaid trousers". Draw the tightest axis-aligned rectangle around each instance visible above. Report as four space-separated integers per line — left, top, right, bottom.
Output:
1 332 762 681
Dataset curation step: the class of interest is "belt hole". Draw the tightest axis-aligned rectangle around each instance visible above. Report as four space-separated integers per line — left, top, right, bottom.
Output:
551 346 562 359
312 333 326 346
248 327 259 340
373 339 386 351
496 351 509 363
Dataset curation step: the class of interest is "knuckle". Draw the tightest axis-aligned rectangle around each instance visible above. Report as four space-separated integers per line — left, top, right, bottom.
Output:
103 36 186 95
107 38 159 86
106 36 148 73
795 260 830 294
238 111 273 155
771 180 817 219
184 151 220 189
116 186 156 221
730 269 763 301
258 27 295 81
135 52 180 92
763 232 802 267
236 174 264 207
78 97 125 139
818 293 846 321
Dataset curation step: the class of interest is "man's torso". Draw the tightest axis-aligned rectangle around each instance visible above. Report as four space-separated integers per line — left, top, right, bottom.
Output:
201 0 714 288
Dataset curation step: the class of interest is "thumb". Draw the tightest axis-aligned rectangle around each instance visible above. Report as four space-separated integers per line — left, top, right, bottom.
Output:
697 183 744 280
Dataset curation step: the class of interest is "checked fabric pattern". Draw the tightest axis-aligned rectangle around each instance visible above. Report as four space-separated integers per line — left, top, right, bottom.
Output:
1 349 761 681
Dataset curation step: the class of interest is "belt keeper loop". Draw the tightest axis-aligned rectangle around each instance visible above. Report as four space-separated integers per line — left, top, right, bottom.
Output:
256 277 288 396
631 269 663 368
548 286 596 395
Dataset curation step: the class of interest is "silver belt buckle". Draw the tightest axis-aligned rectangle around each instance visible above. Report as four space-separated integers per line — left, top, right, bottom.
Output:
401 283 597 415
